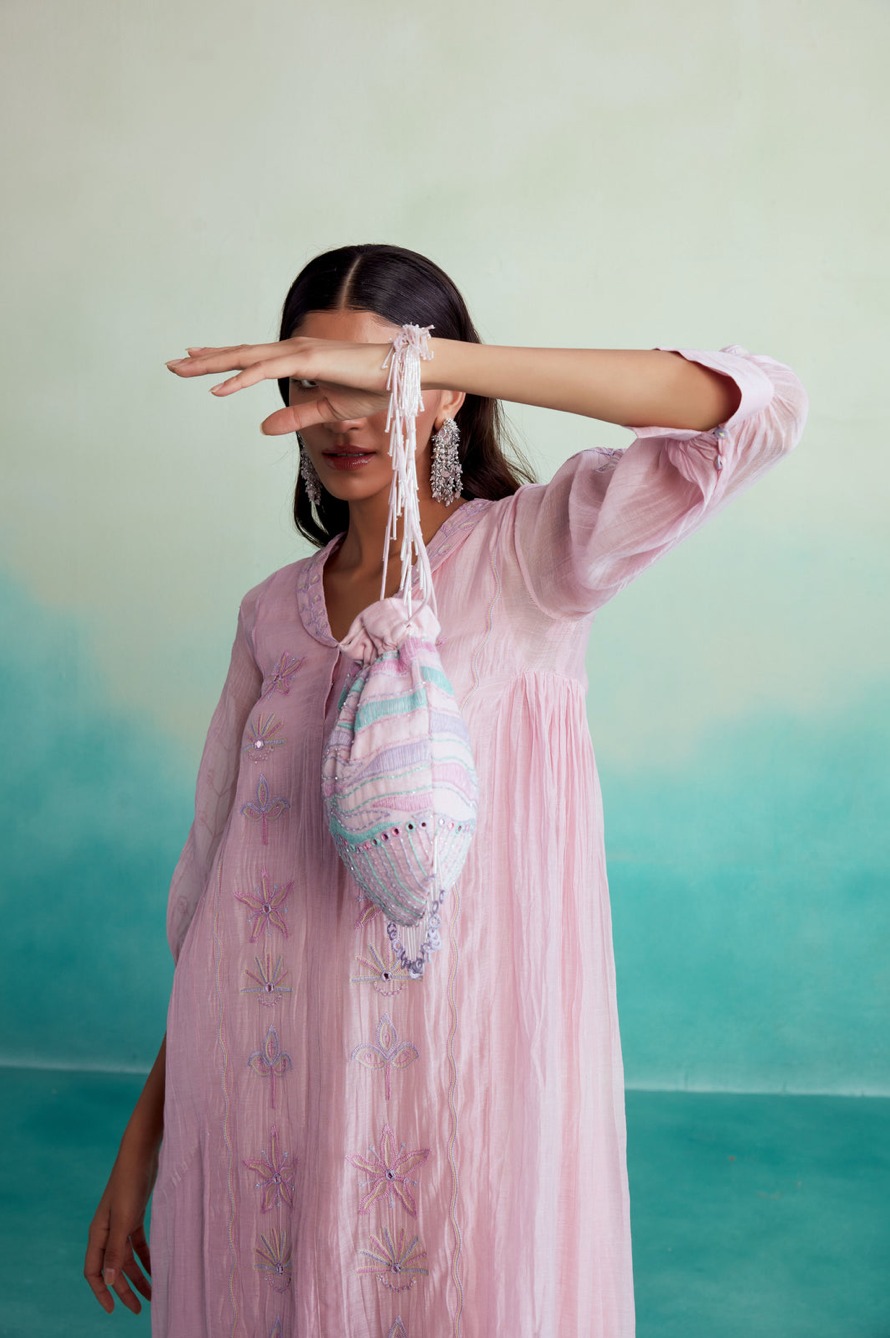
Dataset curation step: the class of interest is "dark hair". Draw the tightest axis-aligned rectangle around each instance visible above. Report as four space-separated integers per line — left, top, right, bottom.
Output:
275 243 537 547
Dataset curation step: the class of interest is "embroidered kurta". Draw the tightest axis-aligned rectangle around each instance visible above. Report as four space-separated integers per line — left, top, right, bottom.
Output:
150 345 808 1338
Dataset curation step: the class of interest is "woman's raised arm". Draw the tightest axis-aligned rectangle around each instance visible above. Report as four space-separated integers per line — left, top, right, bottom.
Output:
421 339 743 432
164 333 742 435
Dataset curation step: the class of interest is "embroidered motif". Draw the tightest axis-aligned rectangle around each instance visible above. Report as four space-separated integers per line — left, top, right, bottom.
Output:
355 896 382 930
242 712 286 763
296 552 336 645
387 1322 409 1338
241 953 293 1006
268 1322 283 1338
350 1013 419 1101
255 1228 292 1292
348 1121 430 1216
234 866 292 941
591 447 626 471
357 1226 429 1292
247 1026 293 1109
351 943 413 997
261 652 304 699
240 774 290 844
243 1124 298 1212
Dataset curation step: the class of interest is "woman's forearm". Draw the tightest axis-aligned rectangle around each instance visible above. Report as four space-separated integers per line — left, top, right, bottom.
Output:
119 1032 166 1157
422 340 743 433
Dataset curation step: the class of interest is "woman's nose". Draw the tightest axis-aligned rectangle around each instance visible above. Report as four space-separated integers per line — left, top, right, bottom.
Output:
326 417 367 431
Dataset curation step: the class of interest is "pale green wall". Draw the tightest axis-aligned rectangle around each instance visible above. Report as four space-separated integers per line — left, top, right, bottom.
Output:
1 0 886 1092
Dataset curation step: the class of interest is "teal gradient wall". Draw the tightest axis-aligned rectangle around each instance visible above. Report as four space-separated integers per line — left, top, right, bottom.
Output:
1 0 886 1094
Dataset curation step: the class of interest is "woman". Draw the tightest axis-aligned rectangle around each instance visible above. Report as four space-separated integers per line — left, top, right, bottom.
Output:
85 243 809 1337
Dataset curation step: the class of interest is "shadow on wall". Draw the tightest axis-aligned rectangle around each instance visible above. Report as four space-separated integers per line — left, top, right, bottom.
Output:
1 569 888 1093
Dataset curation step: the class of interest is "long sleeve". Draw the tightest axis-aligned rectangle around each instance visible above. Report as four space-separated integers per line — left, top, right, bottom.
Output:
166 599 263 965
507 345 810 620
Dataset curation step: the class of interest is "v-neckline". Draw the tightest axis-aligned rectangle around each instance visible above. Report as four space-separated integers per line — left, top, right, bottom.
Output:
296 497 495 649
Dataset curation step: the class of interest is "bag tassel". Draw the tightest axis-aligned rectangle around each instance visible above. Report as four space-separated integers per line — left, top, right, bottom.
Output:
379 323 437 620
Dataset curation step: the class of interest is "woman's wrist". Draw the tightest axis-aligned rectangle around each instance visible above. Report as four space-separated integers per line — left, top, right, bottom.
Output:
420 337 477 395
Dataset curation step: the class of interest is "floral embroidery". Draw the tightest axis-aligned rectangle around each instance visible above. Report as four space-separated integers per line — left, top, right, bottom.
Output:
243 1125 297 1212
591 447 625 471
351 943 413 997
241 953 292 1006
247 1026 293 1109
268 1322 283 1338
262 651 304 699
234 866 292 940
297 551 337 645
357 1225 429 1292
348 1122 430 1216
355 896 382 930
240 774 290 844
387 1322 409 1338
255 1227 292 1292
350 1013 419 1101
242 713 286 763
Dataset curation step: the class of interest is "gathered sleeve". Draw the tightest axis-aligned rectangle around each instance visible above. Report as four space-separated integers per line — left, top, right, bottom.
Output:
507 345 810 620
166 598 263 965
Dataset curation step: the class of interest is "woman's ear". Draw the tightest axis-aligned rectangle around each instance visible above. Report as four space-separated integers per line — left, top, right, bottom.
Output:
442 388 466 419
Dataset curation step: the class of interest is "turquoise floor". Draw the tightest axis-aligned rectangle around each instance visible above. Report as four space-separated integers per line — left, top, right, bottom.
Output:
0 1069 886 1336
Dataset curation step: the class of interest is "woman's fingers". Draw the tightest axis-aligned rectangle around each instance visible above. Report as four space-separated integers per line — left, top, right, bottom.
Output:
85 1209 149 1314
84 1218 115 1313
120 1255 152 1305
165 337 392 400
208 351 311 397
260 403 315 437
166 343 279 378
131 1222 152 1281
259 387 394 436
106 1258 145 1315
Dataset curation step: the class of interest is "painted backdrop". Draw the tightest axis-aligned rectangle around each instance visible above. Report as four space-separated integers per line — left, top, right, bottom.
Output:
1 0 886 1094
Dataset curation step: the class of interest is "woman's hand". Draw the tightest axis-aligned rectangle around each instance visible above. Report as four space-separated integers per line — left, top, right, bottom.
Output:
164 336 396 436
84 1140 159 1315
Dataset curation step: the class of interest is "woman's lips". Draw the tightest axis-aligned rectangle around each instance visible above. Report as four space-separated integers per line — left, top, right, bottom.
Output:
321 450 375 471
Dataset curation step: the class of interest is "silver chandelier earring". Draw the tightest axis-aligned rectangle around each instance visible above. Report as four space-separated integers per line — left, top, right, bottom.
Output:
430 417 462 505
298 432 322 507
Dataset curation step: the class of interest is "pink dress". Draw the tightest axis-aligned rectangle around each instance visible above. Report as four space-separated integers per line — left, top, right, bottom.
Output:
150 346 808 1338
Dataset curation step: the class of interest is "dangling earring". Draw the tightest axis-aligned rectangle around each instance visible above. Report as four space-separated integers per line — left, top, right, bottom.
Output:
430 417 462 505
298 432 322 507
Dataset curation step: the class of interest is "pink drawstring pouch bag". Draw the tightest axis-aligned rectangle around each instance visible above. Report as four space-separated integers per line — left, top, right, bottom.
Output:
321 324 479 978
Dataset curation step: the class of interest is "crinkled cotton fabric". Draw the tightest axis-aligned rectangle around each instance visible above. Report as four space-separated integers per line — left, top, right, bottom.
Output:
150 346 809 1338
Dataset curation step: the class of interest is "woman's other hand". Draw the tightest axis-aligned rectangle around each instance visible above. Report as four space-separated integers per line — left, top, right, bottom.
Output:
164 336 396 436
84 1140 158 1315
